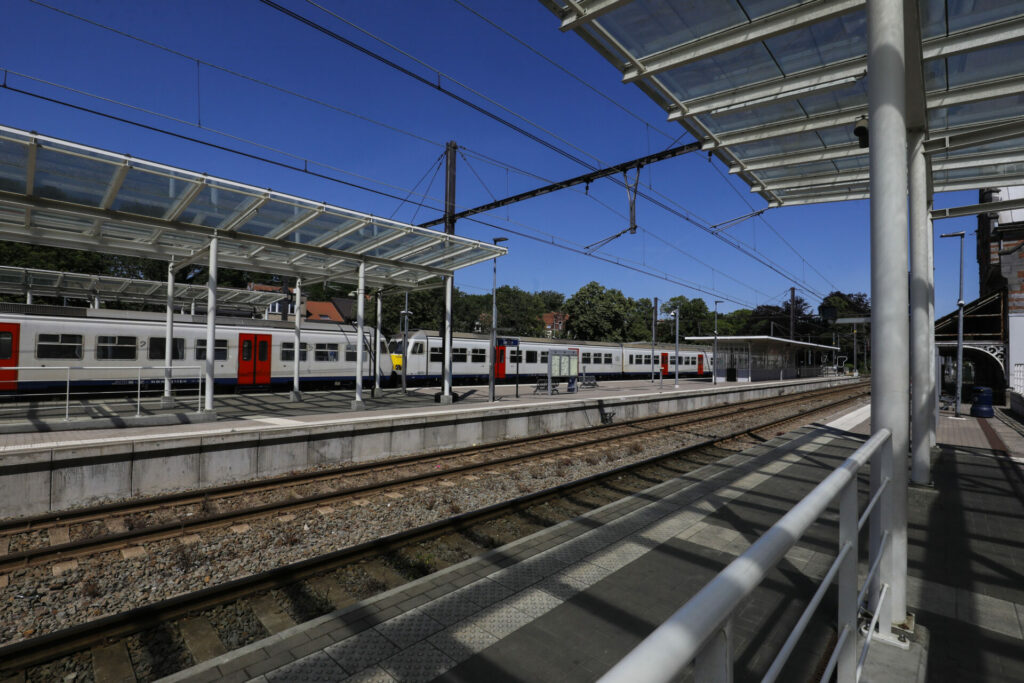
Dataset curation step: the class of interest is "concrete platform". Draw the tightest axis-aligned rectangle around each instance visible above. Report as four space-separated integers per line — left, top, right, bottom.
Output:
0 376 856 517
160 405 1024 683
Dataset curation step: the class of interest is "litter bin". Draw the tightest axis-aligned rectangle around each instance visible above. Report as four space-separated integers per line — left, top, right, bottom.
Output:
970 386 994 418
726 367 737 382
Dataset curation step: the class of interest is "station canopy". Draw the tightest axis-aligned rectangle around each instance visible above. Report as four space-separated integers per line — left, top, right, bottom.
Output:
0 265 285 309
540 0 1024 207
686 335 839 350
0 126 506 289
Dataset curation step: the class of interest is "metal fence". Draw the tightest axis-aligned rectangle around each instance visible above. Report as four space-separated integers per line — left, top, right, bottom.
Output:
1 365 204 420
599 428 895 683
1013 363 1024 395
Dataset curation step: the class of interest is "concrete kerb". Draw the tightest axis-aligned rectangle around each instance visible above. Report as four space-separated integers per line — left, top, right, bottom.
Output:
0 377 858 518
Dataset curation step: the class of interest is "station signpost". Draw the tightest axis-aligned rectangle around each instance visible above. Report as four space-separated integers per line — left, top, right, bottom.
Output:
497 337 519 398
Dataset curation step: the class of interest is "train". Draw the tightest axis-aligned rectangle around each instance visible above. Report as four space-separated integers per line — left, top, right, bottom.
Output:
388 330 713 383
0 304 391 394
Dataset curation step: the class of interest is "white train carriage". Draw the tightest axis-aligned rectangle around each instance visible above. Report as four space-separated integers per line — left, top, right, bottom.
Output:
389 331 711 382
622 343 712 379
0 305 390 393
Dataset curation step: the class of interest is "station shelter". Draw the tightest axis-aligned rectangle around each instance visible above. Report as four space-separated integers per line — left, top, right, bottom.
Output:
685 335 839 382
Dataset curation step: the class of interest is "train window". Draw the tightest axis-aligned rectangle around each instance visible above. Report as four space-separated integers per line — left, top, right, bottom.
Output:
0 332 11 360
581 352 591 364
540 351 549 363
195 339 228 361
509 349 522 363
604 353 613 364
315 343 339 362
148 338 185 361
345 344 357 362
411 342 424 355
96 336 137 361
471 348 486 363
429 346 443 363
644 355 651 365
240 339 252 362
37 334 83 360
258 340 269 362
452 347 468 363
525 350 537 363
281 342 308 362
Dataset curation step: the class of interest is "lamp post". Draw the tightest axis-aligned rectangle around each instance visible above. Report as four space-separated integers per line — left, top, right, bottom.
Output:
714 300 723 385
489 237 508 402
940 231 966 417
672 308 680 388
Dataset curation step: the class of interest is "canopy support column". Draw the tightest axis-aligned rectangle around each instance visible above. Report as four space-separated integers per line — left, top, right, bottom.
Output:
352 262 366 411
372 290 383 397
204 236 218 413
161 260 175 408
291 278 303 402
25 291 32 305
867 0 909 632
909 129 933 485
441 275 454 404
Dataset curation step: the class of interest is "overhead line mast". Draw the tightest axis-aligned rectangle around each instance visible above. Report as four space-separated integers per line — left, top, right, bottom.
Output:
418 141 701 229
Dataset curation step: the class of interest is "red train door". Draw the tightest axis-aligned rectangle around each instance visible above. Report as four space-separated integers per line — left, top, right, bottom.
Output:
238 333 272 385
0 323 19 390
496 346 506 379
660 352 669 376
697 353 705 376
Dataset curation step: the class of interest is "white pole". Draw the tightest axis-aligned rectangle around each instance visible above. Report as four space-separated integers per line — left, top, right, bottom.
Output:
401 292 409 395
441 274 454 404
163 261 174 407
353 262 365 410
204 236 218 412
909 130 932 485
867 0 909 629
291 277 302 402
374 290 382 396
674 308 679 388
26 291 32 305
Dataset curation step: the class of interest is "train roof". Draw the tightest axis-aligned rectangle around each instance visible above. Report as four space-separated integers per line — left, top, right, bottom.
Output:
400 329 709 350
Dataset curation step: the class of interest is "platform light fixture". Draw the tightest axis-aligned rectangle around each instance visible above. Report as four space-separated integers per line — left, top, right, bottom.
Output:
489 237 508 403
940 231 966 417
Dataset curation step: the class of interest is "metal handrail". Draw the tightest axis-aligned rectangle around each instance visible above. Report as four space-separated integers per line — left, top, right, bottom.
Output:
3 364 203 419
598 428 894 683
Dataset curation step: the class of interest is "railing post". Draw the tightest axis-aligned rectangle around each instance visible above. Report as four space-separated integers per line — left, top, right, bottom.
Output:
838 479 858 683
871 435 896 637
693 619 732 683
136 366 142 417
65 366 70 421
197 367 203 413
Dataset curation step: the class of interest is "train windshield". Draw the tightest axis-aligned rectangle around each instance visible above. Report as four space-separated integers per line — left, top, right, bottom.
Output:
389 339 404 354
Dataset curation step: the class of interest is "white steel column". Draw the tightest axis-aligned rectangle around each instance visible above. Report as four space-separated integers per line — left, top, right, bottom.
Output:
909 130 933 485
867 0 908 629
373 290 382 397
441 275 454 404
162 260 175 408
928 206 937 447
291 278 302 402
26 291 32 305
204 236 218 412
352 263 365 410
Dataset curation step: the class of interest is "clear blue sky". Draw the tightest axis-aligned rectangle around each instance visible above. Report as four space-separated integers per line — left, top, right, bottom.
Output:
0 0 980 317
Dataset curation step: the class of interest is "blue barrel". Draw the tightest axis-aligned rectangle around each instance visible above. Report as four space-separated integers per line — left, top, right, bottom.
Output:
970 386 994 418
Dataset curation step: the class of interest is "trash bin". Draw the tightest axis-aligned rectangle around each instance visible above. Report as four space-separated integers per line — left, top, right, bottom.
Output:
970 386 994 418
726 367 737 382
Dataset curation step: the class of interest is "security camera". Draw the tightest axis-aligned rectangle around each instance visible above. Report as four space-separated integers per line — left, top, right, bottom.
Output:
854 116 869 148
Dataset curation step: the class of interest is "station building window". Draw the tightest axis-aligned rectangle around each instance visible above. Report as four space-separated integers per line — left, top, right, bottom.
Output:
148 337 185 361
315 343 339 362
195 339 228 361
281 342 308 362
471 348 486 363
37 334 83 360
97 335 137 361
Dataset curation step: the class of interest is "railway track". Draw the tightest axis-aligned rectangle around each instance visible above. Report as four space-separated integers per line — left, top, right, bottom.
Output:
0 382 868 681
0 383 862 572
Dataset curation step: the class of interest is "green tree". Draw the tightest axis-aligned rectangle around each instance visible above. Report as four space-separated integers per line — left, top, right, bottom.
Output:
535 289 565 312
563 281 633 341
495 285 546 336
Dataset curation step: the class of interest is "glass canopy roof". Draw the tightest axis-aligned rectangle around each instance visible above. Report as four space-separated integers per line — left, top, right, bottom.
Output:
0 126 506 288
540 0 1024 206
0 266 285 309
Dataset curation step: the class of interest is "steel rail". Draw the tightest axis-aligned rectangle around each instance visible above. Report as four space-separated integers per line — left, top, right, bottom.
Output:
0 389 868 675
